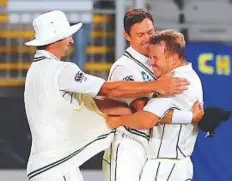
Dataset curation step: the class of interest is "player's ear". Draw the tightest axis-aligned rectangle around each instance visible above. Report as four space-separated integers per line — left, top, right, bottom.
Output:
172 53 179 65
124 31 131 42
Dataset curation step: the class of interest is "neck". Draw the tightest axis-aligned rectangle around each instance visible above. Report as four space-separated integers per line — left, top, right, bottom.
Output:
160 60 185 77
172 59 186 70
45 47 61 60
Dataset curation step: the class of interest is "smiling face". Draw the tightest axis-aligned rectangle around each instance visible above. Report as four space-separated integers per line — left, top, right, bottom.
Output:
148 34 186 78
124 18 155 56
148 42 174 78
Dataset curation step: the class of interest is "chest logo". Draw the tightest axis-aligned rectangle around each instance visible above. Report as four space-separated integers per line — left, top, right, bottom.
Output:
141 71 152 81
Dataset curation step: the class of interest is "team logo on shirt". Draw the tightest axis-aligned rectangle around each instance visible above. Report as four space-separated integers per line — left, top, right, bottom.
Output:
75 71 86 83
141 71 152 81
123 75 134 81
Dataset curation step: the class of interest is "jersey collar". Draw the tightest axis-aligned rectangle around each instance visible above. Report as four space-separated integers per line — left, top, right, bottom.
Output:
34 50 60 61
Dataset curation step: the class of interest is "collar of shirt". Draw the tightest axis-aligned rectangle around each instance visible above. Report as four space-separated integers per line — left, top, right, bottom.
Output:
126 46 148 65
34 50 60 61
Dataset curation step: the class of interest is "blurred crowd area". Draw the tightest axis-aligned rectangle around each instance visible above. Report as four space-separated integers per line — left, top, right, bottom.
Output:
0 0 232 181
0 0 232 88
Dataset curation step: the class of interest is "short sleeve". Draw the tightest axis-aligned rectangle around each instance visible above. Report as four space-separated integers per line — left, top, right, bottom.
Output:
58 62 105 96
143 97 173 118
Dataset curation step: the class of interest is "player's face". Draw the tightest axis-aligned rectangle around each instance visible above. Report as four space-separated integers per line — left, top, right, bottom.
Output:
124 18 155 56
148 44 173 78
56 36 74 58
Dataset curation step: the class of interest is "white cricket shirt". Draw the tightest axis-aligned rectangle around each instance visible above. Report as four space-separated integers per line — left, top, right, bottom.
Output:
24 50 113 181
144 63 203 159
108 46 155 147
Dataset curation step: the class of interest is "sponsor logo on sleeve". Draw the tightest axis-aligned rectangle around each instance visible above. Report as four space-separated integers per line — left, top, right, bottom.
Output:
123 75 134 81
74 71 87 83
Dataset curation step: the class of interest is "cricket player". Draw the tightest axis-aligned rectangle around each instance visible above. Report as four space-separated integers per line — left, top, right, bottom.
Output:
102 9 203 181
24 10 189 181
107 33 203 181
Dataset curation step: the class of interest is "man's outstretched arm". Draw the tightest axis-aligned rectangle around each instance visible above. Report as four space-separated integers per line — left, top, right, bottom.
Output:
106 98 204 129
99 72 189 98
130 98 204 125
58 62 189 99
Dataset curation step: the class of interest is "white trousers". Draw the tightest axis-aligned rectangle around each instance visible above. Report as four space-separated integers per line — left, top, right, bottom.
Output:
42 167 83 181
140 157 193 181
102 132 147 181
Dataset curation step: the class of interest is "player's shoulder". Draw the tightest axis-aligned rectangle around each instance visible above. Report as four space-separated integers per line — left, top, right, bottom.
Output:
173 63 196 77
58 61 78 68
174 63 203 95
111 54 135 72
113 54 130 66
57 61 82 73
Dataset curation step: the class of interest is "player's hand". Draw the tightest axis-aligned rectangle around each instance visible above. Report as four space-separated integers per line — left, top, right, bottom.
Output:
191 100 204 123
161 109 174 124
155 72 189 95
130 97 149 112
106 116 122 129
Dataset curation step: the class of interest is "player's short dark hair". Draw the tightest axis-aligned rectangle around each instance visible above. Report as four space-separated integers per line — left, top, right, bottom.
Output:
149 34 185 60
124 8 154 35
37 45 49 50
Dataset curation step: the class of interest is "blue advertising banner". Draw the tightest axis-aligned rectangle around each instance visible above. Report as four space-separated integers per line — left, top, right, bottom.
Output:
186 42 232 181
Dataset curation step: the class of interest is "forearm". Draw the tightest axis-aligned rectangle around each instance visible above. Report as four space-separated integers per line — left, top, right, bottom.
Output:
116 111 159 129
98 81 157 98
161 109 193 124
94 98 132 116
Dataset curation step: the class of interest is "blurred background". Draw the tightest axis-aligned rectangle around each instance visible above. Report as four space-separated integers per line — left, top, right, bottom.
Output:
0 0 232 180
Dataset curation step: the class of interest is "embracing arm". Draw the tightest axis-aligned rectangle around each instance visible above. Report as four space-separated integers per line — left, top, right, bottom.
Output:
94 98 132 116
161 100 204 124
130 97 204 124
99 72 189 98
107 97 204 129
106 110 159 129
58 62 189 99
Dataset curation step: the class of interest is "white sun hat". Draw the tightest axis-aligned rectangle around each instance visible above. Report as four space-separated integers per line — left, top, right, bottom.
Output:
25 10 83 46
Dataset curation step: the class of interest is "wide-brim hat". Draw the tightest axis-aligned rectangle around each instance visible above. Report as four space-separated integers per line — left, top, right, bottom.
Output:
25 10 83 46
